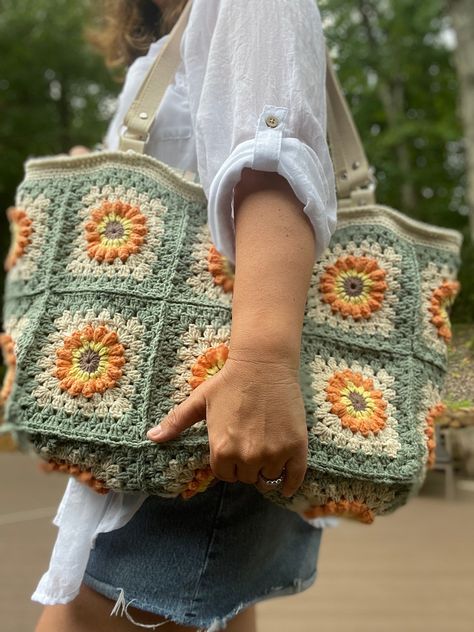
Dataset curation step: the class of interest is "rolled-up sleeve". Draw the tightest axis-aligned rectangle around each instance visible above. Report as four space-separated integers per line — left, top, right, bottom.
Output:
183 0 337 265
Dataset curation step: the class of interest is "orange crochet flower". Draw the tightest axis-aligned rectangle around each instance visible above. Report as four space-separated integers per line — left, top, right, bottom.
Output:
181 465 216 499
54 324 126 398
326 369 387 436
4 206 33 271
303 499 374 524
39 460 109 494
85 200 147 263
424 402 446 468
0 332 16 406
189 344 229 390
207 245 235 293
320 256 387 320
428 280 460 342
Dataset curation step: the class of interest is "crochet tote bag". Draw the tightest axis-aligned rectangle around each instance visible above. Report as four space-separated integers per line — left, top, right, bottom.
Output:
0 1 463 524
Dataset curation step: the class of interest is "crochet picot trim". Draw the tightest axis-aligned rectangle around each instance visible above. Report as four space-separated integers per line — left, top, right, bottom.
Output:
424 402 446 469
4 206 33 271
428 280 460 342
180 465 216 499
186 225 233 307
39 459 109 494
207 245 235 293
303 499 375 524
0 332 16 406
4 192 50 282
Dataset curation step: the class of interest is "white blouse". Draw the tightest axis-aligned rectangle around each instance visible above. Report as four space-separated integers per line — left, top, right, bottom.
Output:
32 0 338 606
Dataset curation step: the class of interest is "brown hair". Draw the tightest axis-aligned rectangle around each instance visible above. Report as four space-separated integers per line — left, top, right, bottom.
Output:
87 0 188 75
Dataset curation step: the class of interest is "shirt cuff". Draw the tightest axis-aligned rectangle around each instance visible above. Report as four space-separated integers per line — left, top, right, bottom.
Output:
207 108 337 266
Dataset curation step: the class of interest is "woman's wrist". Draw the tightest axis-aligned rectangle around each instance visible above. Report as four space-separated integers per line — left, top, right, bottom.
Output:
229 318 302 368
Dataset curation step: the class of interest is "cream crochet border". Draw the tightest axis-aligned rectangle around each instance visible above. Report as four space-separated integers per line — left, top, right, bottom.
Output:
24 151 206 204
24 150 462 252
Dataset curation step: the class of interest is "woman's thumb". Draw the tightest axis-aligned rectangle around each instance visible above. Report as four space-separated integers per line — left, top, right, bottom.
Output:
147 389 207 442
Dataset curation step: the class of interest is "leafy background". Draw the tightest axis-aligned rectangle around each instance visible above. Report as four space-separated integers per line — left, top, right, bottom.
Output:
0 0 472 321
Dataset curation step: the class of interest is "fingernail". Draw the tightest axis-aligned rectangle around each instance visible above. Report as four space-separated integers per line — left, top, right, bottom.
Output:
147 425 163 439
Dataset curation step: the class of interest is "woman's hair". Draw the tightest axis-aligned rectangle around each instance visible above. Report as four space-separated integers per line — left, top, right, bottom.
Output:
87 0 188 73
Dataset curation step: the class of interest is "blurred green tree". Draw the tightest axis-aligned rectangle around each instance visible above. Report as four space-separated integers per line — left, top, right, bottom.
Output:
448 0 474 242
0 0 471 320
319 0 472 321
0 0 119 274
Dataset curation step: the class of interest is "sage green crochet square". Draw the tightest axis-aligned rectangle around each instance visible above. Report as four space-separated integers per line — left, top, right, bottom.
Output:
2 152 462 518
3 178 68 298
8 291 167 446
45 168 206 301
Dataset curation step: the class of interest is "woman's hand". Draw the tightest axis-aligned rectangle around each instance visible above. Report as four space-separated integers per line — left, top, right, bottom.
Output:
147 350 309 498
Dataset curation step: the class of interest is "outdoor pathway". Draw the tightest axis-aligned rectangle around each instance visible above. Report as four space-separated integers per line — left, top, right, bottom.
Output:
0 454 473 632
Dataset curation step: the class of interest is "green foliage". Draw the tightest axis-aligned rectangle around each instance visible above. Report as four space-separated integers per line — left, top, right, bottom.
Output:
320 0 472 321
0 0 471 321
452 238 474 322
0 0 119 276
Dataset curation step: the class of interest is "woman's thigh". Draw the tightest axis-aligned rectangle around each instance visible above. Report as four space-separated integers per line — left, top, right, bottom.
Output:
35 583 195 632
35 583 257 632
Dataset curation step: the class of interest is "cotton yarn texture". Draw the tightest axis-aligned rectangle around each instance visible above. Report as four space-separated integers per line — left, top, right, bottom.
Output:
0 148 462 524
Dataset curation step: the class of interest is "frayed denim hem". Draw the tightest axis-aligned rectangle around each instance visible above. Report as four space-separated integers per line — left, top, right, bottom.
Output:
83 568 318 631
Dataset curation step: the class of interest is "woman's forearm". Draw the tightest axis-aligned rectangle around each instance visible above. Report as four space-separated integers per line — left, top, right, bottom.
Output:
230 168 316 368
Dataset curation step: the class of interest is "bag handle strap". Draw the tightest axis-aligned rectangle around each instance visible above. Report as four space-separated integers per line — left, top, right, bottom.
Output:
119 0 193 153
325 49 376 203
119 0 376 204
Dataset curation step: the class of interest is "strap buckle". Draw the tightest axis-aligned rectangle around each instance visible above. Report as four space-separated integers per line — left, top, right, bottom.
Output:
119 128 150 153
339 167 377 208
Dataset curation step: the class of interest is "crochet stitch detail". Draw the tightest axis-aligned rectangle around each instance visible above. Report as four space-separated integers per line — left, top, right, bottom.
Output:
1 151 462 522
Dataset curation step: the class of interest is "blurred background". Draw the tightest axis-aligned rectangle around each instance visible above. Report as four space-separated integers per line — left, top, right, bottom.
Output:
0 0 473 630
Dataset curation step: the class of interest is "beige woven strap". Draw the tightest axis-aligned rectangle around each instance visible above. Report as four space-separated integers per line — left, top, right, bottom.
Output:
325 49 375 204
119 0 193 153
120 0 376 203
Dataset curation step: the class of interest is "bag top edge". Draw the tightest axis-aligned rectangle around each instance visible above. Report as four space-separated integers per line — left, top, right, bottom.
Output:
337 203 463 251
23 150 207 203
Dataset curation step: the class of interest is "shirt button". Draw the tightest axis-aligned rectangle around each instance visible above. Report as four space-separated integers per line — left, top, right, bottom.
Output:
265 115 280 128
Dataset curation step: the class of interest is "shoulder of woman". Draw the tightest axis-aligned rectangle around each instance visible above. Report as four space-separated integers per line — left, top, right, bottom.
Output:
189 0 320 22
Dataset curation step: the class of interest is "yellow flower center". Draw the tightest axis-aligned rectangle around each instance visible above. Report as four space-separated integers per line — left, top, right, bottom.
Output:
340 384 376 418
70 341 109 381
334 271 372 303
97 212 132 247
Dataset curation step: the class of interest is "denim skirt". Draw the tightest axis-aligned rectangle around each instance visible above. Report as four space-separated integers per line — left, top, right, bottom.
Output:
83 479 323 631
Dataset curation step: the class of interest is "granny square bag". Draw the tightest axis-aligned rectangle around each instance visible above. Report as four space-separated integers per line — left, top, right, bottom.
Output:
0 0 463 523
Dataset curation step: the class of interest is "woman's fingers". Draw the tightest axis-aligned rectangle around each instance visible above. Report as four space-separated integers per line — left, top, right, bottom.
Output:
234 460 262 485
280 454 308 498
209 450 238 483
146 359 308 498
147 388 207 442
